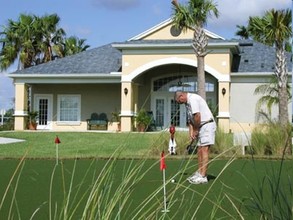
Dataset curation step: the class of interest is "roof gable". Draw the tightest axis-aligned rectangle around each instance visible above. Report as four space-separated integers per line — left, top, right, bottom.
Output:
128 18 224 41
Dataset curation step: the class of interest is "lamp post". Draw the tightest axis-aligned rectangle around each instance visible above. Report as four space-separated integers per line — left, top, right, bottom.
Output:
0 109 5 126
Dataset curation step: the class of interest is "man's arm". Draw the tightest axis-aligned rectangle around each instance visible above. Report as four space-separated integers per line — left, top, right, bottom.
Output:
189 112 201 140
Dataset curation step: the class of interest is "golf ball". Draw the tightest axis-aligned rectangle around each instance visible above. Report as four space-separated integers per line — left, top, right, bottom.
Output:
171 179 176 183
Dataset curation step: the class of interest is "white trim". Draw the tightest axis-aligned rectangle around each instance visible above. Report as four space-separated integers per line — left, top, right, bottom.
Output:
10 74 121 85
9 73 121 78
14 110 28 116
121 57 229 82
231 72 274 77
34 94 53 130
113 42 238 50
120 111 134 116
128 18 172 41
11 75 121 84
217 112 230 118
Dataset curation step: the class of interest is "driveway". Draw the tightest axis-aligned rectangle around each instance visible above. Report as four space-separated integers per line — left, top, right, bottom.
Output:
0 137 25 144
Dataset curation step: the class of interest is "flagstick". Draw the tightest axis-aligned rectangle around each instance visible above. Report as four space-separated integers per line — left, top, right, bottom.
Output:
54 136 61 166
56 143 59 165
160 150 169 213
161 169 169 212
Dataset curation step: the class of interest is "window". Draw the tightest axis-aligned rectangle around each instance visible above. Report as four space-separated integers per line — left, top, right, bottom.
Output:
205 82 214 92
57 95 81 124
154 75 215 93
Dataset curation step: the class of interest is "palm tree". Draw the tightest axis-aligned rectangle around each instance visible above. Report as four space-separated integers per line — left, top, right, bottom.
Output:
0 13 67 71
34 14 66 63
0 14 36 70
53 36 90 58
248 9 291 127
171 0 219 99
254 75 291 118
235 25 250 39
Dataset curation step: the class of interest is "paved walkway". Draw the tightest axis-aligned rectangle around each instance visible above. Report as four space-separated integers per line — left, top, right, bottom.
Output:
0 137 25 144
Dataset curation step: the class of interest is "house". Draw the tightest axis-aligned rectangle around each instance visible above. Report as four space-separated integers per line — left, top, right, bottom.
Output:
9 18 292 135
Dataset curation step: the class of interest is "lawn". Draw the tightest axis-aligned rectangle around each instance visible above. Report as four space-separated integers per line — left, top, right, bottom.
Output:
0 131 292 219
0 131 174 159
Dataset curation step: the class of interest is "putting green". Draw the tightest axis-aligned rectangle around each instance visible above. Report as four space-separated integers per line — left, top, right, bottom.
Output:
0 158 291 219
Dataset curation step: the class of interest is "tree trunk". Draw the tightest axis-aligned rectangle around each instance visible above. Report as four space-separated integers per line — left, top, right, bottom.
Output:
275 44 291 154
197 55 206 100
275 45 289 126
192 26 208 100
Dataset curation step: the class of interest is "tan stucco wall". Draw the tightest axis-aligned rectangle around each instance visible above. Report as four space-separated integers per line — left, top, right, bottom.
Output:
122 52 231 77
120 49 232 131
32 84 121 131
14 83 28 130
140 21 221 41
205 53 231 75
142 25 194 40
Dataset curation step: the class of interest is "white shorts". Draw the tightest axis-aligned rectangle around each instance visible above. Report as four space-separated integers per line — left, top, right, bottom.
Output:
198 122 216 146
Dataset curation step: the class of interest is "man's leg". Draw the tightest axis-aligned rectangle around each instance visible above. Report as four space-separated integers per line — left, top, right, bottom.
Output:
188 146 209 184
198 145 210 177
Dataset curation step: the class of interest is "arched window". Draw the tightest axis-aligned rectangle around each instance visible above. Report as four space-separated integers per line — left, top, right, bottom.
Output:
153 75 215 93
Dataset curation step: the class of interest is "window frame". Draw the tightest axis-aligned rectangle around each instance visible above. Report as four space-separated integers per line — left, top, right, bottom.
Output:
57 94 81 125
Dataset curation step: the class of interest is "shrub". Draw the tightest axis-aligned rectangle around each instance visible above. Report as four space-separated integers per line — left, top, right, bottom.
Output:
250 123 291 156
212 127 234 155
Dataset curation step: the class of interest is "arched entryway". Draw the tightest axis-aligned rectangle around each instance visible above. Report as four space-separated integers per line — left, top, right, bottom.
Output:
133 64 218 130
121 57 230 132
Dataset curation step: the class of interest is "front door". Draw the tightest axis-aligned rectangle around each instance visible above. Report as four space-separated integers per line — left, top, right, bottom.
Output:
34 94 53 130
169 97 186 128
153 96 187 130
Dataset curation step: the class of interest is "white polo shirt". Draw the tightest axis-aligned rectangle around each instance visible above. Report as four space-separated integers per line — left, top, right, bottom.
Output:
186 93 214 125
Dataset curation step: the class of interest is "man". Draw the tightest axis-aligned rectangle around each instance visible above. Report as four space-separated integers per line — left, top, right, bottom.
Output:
174 91 216 184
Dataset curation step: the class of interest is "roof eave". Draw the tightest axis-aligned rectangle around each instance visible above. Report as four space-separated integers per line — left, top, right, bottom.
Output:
9 73 122 84
9 72 121 77
113 41 240 53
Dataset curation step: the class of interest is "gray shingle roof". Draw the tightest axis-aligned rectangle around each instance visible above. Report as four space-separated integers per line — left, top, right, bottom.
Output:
11 39 292 75
12 43 122 74
233 40 292 73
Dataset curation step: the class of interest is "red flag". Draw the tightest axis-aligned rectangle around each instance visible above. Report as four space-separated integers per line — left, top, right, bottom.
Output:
55 136 61 144
169 124 175 134
160 151 166 171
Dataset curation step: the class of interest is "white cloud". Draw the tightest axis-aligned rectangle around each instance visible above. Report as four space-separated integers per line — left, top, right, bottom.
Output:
207 0 291 39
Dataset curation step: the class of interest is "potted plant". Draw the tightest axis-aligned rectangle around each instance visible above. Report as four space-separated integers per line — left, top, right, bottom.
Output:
136 109 152 132
108 109 121 132
28 111 38 130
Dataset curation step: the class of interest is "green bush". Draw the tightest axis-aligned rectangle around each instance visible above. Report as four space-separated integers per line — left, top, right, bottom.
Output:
250 123 291 156
0 117 14 131
212 127 234 155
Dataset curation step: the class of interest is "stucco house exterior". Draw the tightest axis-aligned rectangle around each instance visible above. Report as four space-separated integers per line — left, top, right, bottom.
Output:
9 18 292 135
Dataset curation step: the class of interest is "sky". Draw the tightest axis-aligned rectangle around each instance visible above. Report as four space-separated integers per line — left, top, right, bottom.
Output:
0 0 291 111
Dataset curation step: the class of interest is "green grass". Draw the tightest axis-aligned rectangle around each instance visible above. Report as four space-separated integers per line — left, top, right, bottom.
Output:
0 131 292 219
0 131 173 159
0 158 292 219
1 131 291 159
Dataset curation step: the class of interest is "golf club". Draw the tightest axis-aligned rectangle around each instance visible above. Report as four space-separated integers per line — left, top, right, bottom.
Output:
175 118 214 178
176 138 199 177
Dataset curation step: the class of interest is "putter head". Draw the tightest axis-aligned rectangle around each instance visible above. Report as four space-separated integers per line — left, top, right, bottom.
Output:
186 144 193 155
186 143 197 155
